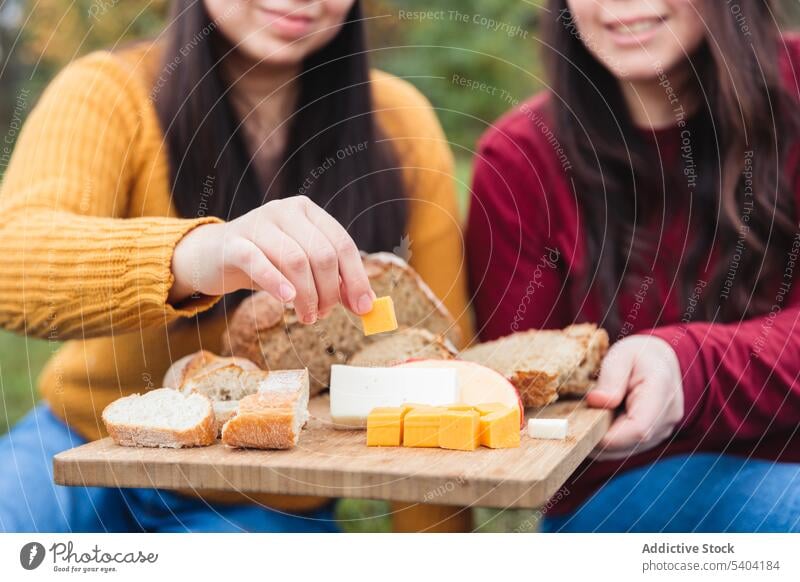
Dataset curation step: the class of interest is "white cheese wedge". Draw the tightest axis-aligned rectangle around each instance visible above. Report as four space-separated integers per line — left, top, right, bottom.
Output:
527 418 568 440
329 365 460 429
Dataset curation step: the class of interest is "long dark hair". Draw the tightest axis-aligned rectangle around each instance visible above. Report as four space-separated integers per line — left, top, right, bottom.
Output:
544 0 800 334
154 1 407 313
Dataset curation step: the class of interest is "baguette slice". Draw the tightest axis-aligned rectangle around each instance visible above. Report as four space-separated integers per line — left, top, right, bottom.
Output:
222 252 459 395
212 400 240 437
459 324 609 408
347 328 457 367
102 388 216 448
221 369 310 449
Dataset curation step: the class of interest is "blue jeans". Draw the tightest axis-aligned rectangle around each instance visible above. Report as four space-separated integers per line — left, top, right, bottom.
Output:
0 403 339 532
541 453 800 532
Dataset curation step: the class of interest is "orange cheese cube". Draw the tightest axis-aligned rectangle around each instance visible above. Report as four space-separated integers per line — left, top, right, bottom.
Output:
403 407 445 447
360 296 398 336
446 404 476 412
366 407 407 447
474 402 509 416
479 406 521 448
401 402 430 412
439 410 481 451
398 403 438 420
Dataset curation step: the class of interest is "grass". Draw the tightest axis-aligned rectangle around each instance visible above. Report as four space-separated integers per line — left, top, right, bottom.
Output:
0 331 52 435
454 154 473 220
335 499 540 533
0 156 541 531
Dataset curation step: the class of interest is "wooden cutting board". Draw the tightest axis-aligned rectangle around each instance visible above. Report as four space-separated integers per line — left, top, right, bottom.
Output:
53 396 610 508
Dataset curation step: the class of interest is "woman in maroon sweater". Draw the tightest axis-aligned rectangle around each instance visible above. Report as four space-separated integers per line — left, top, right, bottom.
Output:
468 0 800 531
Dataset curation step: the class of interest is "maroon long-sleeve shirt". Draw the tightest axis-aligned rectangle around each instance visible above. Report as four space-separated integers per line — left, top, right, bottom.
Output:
466 37 800 516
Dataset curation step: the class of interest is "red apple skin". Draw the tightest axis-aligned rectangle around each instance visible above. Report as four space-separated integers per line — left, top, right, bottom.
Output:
395 358 525 428
515 393 525 429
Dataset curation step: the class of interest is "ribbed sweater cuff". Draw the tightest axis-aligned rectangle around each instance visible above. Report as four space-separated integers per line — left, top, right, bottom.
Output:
120 216 224 323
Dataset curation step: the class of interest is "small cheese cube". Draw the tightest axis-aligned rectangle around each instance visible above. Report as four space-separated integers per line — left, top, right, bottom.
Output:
527 418 568 440
474 402 508 416
366 407 407 447
401 402 431 413
479 406 521 449
403 407 446 447
446 404 476 412
439 410 480 451
360 296 398 335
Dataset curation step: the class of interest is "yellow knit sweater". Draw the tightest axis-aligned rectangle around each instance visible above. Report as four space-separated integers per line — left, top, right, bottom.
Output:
0 42 471 520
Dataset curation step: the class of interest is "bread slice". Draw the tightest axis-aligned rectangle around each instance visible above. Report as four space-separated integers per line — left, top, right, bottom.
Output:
221 252 459 395
221 369 310 449
102 388 216 448
459 324 609 408
347 328 457 367
212 400 239 437
559 323 610 395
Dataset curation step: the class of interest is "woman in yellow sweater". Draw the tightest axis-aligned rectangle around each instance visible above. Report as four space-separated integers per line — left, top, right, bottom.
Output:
0 0 470 532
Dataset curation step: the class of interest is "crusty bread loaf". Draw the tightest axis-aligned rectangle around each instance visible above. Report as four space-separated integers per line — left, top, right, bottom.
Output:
102 388 216 448
162 350 261 390
173 350 217 386
347 328 457 367
221 369 310 449
181 363 270 402
162 350 265 406
222 252 459 394
459 324 609 408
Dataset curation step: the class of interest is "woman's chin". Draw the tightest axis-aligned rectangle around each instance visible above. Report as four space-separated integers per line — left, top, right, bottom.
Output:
235 38 311 68
597 47 689 84
606 58 668 83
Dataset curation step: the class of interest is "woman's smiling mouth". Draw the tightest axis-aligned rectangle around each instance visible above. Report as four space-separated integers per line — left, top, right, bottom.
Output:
605 16 668 47
258 7 316 39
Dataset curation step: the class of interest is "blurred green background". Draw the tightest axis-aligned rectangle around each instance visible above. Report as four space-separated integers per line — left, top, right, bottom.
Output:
1 0 799 532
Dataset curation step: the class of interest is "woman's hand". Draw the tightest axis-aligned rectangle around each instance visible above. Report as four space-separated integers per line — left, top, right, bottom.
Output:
169 195 375 324
586 335 684 461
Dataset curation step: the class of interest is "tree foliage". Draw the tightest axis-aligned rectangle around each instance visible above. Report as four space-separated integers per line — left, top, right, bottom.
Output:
3 0 800 157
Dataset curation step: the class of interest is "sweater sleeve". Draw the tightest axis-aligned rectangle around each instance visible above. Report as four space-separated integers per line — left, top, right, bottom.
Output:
646 306 800 444
0 53 223 341
466 135 569 341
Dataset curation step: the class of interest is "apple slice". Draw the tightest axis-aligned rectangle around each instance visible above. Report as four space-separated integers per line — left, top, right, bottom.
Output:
395 359 525 428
